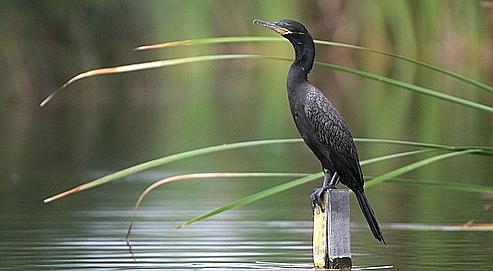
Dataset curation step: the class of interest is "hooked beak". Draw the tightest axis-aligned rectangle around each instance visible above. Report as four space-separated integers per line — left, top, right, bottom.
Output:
253 19 292 35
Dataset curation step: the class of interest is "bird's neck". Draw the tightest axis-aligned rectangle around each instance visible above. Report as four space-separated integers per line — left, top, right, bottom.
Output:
291 35 315 73
287 36 315 90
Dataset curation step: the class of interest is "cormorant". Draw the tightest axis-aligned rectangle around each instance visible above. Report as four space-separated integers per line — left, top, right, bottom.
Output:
254 18 385 244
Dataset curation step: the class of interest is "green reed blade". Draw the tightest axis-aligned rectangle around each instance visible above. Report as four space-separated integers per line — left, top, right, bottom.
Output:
380 176 493 193
177 148 477 228
364 149 481 188
134 36 493 93
43 137 490 203
40 54 493 113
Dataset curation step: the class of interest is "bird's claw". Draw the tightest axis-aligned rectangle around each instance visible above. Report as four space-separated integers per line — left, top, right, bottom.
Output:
311 171 339 212
310 186 331 212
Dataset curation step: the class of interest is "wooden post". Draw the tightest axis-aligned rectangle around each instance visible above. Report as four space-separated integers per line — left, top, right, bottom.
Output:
313 189 352 269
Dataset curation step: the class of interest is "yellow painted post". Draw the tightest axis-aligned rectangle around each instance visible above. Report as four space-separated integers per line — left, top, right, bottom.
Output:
313 189 352 269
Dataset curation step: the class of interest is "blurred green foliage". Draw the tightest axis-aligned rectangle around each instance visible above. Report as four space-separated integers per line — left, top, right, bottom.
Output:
0 0 491 190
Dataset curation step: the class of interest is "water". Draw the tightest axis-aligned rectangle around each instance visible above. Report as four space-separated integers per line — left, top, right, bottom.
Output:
2 172 492 270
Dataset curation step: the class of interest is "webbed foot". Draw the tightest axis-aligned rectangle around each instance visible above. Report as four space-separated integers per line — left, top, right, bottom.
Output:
310 186 330 212
310 172 339 212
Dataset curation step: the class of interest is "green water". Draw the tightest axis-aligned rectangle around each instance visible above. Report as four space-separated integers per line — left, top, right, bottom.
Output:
2 172 493 270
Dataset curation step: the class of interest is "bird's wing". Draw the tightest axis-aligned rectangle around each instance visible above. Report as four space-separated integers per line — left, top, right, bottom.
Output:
304 88 364 185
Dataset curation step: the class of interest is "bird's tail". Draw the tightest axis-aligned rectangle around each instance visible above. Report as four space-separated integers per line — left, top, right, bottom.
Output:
355 190 386 245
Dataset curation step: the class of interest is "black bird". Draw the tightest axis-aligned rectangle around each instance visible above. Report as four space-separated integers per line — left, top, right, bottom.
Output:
254 18 385 244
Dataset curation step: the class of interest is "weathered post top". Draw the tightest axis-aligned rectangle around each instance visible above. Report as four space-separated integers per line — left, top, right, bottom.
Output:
313 189 352 270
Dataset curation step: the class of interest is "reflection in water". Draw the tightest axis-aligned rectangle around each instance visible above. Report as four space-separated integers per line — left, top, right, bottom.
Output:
2 176 493 270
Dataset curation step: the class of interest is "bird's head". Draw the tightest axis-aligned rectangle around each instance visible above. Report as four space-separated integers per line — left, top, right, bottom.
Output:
254 18 315 73
253 19 310 40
